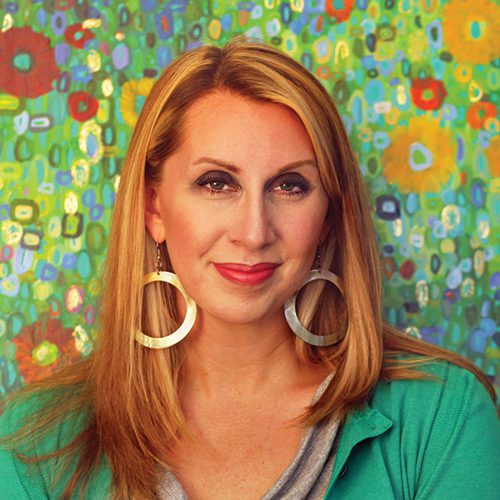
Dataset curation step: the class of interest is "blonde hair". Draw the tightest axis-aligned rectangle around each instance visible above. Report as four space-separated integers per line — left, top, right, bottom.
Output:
2 37 495 499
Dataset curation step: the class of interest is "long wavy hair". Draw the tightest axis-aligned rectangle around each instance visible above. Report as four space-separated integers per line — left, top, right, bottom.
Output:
1 37 495 499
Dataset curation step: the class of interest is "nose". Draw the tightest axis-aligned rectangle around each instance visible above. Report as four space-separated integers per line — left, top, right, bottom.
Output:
228 193 277 250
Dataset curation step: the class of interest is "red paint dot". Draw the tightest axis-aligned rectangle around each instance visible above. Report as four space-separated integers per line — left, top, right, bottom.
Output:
68 91 98 122
399 259 416 279
64 23 95 49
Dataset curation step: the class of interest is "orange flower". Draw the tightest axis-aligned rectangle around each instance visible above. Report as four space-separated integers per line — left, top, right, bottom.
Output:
382 117 456 193
13 316 80 384
466 102 497 130
442 0 500 64
325 0 354 23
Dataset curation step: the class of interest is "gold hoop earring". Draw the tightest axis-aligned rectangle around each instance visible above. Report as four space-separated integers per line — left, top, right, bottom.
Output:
284 252 347 346
135 243 196 349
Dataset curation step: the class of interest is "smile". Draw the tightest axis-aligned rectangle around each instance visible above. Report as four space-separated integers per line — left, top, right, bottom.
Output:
213 262 279 286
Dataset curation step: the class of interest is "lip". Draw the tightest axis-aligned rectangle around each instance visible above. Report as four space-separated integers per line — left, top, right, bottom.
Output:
213 262 279 286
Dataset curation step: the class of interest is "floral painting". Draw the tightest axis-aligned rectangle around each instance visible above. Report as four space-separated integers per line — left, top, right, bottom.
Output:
0 0 498 402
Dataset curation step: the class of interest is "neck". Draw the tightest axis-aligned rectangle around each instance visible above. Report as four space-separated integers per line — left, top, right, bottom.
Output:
181 312 301 398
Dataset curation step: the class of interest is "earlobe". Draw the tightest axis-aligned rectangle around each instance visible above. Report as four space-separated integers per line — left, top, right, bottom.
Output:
144 183 167 242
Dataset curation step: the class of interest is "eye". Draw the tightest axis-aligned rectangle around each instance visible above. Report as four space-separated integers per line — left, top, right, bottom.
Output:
207 180 227 191
270 173 310 196
195 170 237 195
277 182 302 193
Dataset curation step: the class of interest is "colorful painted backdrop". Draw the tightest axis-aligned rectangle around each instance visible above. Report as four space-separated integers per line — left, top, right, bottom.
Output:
0 1 498 400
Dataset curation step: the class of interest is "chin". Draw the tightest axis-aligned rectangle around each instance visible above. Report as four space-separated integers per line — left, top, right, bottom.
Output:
201 303 282 328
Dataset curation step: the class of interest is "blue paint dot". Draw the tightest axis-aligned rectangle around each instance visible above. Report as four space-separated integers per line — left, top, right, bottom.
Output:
446 267 462 289
490 272 500 289
157 45 171 67
62 253 77 270
41 263 58 282
36 7 48 26
364 80 385 105
82 190 96 207
77 251 91 279
221 13 232 30
140 0 156 11
373 131 390 149
469 328 488 352
56 171 73 186
112 44 130 70
90 204 104 221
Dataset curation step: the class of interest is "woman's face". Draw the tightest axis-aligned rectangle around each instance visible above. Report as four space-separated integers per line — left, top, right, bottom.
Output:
146 91 331 327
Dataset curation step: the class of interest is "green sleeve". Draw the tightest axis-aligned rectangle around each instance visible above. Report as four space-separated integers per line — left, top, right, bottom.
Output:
0 395 111 499
0 401 50 499
416 365 500 499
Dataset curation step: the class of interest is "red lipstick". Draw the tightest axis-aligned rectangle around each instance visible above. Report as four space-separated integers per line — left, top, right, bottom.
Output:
213 263 278 286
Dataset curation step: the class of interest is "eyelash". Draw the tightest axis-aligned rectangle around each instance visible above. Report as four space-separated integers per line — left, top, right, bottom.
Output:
195 172 310 197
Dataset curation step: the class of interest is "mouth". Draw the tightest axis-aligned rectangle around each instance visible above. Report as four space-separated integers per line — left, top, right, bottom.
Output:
213 262 279 286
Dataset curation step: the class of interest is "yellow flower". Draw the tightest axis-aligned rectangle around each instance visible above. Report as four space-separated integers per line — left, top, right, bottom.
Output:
442 0 500 65
382 117 456 193
120 78 155 127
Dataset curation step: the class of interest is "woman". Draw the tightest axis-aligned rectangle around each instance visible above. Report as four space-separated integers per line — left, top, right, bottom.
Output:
1 38 499 499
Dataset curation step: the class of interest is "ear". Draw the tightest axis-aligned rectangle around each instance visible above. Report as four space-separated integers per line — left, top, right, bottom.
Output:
144 183 167 243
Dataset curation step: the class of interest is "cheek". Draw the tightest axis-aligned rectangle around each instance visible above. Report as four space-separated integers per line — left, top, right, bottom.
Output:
282 202 329 251
160 201 218 270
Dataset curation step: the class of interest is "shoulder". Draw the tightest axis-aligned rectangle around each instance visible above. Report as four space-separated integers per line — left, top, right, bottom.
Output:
371 360 500 497
329 361 500 499
0 392 57 497
0 389 87 454
0 390 110 499
372 359 496 416
369 360 500 456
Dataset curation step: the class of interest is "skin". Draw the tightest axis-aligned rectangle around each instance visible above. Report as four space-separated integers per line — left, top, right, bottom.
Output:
146 91 333 498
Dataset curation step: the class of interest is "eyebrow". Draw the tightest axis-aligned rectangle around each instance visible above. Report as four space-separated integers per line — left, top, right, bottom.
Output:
192 156 318 174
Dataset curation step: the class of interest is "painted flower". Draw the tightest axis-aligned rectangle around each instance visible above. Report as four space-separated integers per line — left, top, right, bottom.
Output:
442 0 500 64
466 102 497 130
120 78 155 127
382 117 456 193
68 91 99 122
325 0 354 23
410 78 447 111
64 23 95 49
0 26 60 99
13 315 80 384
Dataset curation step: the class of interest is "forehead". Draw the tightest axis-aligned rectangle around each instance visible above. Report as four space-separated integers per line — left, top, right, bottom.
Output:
179 91 315 163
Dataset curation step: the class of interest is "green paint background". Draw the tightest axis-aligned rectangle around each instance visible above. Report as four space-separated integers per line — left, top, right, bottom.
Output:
0 0 498 401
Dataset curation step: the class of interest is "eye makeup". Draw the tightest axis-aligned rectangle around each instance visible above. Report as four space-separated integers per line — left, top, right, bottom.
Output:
267 172 310 196
194 169 313 197
195 170 238 194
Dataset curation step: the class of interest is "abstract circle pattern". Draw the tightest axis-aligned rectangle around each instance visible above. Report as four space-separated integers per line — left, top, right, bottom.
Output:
0 1 498 401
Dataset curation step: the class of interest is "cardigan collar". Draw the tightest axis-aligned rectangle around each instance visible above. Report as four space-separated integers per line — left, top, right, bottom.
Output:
325 404 393 496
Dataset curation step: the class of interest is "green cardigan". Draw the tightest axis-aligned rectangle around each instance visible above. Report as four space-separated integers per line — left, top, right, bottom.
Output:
1 361 499 499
